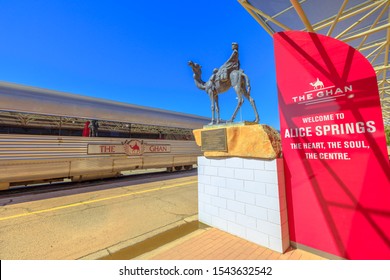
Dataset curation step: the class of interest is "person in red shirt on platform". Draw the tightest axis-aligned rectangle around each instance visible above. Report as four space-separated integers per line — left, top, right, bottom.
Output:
82 121 90 137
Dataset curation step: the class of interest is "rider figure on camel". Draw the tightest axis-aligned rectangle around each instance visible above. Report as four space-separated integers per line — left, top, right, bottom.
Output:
218 42 240 81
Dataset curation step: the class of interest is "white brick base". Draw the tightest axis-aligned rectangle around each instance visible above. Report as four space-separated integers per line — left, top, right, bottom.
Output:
198 156 290 253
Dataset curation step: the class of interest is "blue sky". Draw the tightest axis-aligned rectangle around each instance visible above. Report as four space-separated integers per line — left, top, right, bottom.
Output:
0 0 279 128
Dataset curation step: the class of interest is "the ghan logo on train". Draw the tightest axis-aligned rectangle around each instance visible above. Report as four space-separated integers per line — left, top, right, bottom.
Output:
291 78 354 105
123 140 143 155
87 141 171 155
99 145 116 153
147 145 171 153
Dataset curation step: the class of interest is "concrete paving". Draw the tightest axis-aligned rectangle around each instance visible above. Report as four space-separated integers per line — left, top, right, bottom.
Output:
0 175 198 259
0 171 329 261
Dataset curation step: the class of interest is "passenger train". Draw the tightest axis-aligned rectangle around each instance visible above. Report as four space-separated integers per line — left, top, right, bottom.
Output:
0 82 209 190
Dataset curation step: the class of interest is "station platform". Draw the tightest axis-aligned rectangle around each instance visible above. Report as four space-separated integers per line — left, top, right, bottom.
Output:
134 226 328 260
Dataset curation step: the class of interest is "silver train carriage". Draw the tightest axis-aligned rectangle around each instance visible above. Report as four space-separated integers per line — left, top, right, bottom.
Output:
0 81 209 190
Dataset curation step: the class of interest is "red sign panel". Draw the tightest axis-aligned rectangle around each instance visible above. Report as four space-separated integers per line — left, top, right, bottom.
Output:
274 31 390 259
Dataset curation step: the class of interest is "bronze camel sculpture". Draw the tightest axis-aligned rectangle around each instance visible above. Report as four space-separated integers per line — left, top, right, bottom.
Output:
188 43 259 125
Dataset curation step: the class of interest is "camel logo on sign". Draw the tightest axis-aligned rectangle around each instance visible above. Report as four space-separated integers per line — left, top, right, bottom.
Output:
123 139 143 156
291 78 353 105
310 78 324 89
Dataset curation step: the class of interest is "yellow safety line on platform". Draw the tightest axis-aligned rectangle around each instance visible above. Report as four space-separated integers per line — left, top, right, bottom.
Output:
0 180 197 222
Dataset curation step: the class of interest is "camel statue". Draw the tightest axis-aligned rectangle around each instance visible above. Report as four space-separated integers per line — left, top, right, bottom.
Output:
188 43 259 125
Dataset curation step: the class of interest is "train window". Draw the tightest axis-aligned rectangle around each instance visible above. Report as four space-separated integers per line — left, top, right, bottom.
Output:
0 111 89 136
0 110 194 140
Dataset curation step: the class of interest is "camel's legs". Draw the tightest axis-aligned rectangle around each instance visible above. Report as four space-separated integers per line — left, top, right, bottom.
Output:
214 94 221 124
230 71 260 123
209 94 215 125
229 93 244 123
243 91 260 123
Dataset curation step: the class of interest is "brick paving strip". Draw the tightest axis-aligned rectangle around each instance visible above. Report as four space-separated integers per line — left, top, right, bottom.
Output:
138 227 327 260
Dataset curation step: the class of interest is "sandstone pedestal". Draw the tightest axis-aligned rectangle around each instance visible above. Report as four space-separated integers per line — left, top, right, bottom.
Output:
194 123 289 253
193 123 282 159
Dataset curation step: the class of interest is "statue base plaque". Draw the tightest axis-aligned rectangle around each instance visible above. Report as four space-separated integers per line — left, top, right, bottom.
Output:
193 123 282 159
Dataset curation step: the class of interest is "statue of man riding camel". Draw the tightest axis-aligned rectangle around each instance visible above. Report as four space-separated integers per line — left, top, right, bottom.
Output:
188 42 259 125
